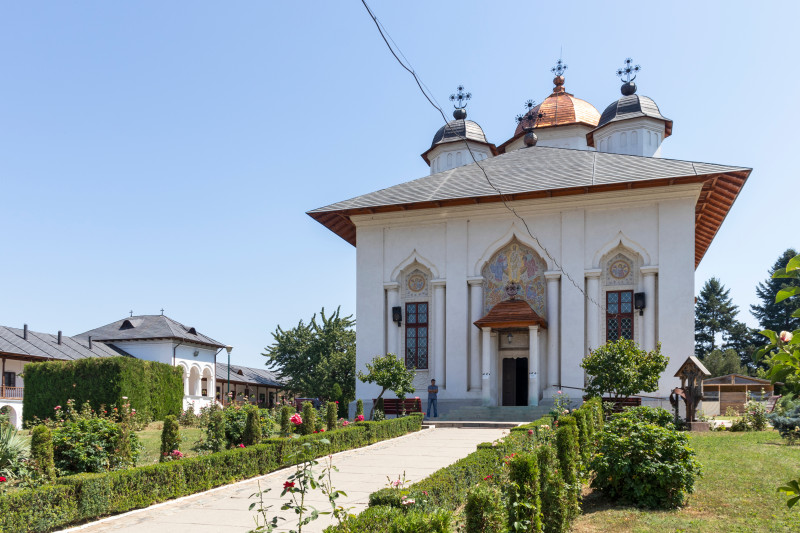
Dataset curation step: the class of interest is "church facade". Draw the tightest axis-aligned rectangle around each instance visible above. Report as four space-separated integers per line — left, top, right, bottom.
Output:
309 62 751 411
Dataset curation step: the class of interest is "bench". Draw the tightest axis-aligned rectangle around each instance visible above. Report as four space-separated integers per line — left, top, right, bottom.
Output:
600 396 642 413
374 397 423 416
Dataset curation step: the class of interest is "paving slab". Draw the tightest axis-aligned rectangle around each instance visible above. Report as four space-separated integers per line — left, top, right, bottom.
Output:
63 427 508 533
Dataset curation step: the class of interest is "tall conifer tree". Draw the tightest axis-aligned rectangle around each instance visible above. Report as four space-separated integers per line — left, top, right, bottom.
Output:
695 278 739 358
751 248 800 334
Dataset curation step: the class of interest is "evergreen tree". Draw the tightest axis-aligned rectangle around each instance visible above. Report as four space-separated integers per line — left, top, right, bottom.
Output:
702 348 744 377
695 278 739 357
751 249 800 334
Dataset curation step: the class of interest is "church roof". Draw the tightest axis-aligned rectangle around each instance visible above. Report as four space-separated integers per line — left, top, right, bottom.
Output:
0 325 130 361
76 315 225 348
307 146 750 267
473 299 548 329
422 118 497 164
587 94 672 146
215 362 284 388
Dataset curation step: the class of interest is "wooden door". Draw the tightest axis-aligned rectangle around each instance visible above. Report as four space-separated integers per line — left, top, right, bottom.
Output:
502 358 516 406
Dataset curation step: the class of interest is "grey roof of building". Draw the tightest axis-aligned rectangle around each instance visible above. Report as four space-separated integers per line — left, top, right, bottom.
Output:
75 315 225 348
430 119 489 148
595 94 670 130
309 146 749 214
215 362 284 388
0 326 130 361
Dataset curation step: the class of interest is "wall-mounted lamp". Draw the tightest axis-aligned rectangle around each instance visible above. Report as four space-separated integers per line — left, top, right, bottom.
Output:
507 332 513 344
634 292 646 316
392 306 403 327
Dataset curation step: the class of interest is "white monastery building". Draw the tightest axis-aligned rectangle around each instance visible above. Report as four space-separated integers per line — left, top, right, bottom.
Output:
309 60 751 413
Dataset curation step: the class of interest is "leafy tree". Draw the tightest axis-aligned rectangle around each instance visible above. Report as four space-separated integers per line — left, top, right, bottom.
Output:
357 354 415 419
702 348 744 377
581 339 668 399
695 278 739 357
751 249 800 334
264 307 356 403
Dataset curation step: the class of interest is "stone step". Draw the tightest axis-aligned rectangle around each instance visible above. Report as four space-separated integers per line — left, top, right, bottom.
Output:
422 420 521 429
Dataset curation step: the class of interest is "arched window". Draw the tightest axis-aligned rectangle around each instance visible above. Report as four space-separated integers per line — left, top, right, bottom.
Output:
401 266 431 370
447 153 453 168
621 132 627 147
631 130 638 148
456 152 463 166
601 248 640 342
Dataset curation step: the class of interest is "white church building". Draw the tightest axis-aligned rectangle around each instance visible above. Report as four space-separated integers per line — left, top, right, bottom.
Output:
309 61 751 413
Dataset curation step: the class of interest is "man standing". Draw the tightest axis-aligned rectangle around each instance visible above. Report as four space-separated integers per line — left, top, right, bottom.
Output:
427 378 439 418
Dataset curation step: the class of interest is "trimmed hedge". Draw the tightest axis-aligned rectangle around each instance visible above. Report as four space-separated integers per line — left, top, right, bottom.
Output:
0 414 422 532
22 357 182 425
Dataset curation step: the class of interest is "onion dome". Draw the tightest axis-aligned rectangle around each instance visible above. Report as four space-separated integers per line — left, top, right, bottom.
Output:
587 94 673 145
512 75 600 135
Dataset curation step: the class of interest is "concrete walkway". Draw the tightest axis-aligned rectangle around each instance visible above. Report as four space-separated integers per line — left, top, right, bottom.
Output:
65 427 508 533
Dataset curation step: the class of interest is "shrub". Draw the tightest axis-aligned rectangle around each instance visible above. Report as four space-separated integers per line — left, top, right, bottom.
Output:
0 423 29 480
22 357 182 426
31 425 56 480
388 508 453 533
160 416 181 461
243 407 263 445
52 418 140 475
538 444 568 533
326 401 338 430
573 409 590 468
465 484 504 533
280 405 293 436
507 452 542 532
222 406 248 445
614 405 674 428
206 408 226 453
356 399 364 418
300 402 316 436
770 403 800 441
743 396 769 431
591 417 701 508
555 417 580 519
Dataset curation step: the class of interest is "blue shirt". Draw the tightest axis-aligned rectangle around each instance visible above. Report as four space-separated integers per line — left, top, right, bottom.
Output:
428 385 438 399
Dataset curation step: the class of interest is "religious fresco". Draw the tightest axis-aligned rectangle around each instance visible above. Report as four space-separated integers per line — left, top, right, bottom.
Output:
603 252 635 287
403 268 430 298
482 240 547 316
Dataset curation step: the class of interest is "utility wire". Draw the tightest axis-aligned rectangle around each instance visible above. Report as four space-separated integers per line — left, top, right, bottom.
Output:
359 0 607 314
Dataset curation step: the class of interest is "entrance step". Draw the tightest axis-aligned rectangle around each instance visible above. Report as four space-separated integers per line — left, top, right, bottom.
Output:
422 420 521 429
434 405 553 422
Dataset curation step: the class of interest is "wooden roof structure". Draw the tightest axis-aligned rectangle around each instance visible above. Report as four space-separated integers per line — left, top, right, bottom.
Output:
473 299 548 330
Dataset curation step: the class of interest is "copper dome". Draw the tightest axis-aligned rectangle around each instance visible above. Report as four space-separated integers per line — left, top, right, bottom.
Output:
513 76 600 135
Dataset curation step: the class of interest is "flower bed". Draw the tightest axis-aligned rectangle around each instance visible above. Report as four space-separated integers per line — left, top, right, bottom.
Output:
0 414 423 532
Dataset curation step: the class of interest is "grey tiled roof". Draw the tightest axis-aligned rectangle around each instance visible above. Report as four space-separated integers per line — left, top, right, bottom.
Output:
430 119 489 148
76 315 225 348
595 94 670 129
215 362 284 388
309 146 749 214
0 326 130 361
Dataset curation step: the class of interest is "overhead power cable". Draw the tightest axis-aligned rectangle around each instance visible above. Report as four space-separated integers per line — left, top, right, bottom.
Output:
359 0 607 314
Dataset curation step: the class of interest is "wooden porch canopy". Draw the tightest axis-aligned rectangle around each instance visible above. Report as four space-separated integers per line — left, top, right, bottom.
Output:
473 300 548 330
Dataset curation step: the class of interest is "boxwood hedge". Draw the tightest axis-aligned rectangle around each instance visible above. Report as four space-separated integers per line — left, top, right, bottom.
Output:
0 414 422 532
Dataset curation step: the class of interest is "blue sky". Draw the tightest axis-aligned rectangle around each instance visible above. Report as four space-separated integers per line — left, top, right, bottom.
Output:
1 2 797 368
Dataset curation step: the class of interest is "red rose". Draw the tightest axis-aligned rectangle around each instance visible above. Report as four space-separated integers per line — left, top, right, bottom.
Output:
283 481 295 489
0 476 6 482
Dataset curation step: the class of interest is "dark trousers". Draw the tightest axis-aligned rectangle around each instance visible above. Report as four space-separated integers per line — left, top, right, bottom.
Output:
427 398 438 417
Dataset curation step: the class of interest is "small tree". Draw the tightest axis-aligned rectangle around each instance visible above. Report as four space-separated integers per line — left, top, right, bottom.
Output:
243 407 263 445
326 402 337 431
207 407 226 452
30 425 55 480
581 339 668 400
160 415 182 461
300 401 316 436
465 484 504 533
357 354 416 420
280 404 293 437
356 399 364 418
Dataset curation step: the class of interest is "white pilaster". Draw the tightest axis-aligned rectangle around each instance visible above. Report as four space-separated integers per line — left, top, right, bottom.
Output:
384 282 400 356
481 327 493 406
545 271 561 394
432 280 446 387
490 331 499 406
641 266 658 351
585 269 602 353
528 325 540 406
468 278 484 391
560 210 586 390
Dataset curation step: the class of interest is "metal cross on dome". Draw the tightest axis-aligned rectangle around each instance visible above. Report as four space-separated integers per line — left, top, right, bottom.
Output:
551 58 568 77
616 57 641 83
516 99 545 130
449 85 471 109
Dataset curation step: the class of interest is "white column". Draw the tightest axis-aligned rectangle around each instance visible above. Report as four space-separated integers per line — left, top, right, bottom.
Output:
468 278 484 391
641 266 658 351
432 280 446 387
481 327 493 406
385 283 400 356
183 372 189 396
585 269 602 353
545 271 561 395
528 325 540 406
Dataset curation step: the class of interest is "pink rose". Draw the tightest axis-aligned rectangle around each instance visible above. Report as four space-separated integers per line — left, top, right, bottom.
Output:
355 415 364 422
290 414 303 425
528 429 534 436
238 443 245 448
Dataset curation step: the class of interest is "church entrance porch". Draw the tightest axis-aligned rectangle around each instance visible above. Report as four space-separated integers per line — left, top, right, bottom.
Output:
502 357 529 406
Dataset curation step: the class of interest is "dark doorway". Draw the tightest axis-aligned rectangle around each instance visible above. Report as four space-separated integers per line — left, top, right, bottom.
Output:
502 357 529 406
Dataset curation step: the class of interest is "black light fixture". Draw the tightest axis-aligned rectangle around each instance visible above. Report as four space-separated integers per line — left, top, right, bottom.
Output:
634 292 646 316
507 332 513 344
392 306 402 327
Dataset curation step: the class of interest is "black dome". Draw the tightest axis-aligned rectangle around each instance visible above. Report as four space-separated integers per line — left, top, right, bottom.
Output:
430 119 489 149
596 94 670 129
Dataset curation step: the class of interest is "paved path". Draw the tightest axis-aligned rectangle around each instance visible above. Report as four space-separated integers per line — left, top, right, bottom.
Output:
65 427 508 533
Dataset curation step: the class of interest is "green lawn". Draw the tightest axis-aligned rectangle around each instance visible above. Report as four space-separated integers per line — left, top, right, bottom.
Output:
136 422 205 464
572 430 800 533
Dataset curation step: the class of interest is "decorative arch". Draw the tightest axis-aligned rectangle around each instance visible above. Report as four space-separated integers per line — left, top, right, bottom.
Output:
481 239 547 317
0 404 18 429
188 365 201 396
473 222 553 277
591 231 651 269
390 249 440 281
